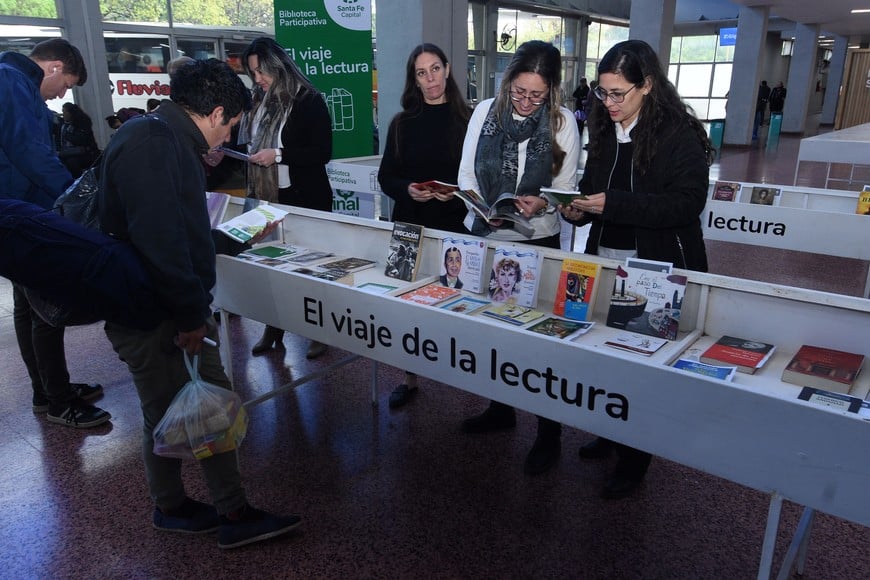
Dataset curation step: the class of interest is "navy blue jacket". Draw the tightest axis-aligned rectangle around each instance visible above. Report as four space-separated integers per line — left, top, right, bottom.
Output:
0 51 73 209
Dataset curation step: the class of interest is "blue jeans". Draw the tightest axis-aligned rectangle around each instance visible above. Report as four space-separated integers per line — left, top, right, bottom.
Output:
105 318 246 514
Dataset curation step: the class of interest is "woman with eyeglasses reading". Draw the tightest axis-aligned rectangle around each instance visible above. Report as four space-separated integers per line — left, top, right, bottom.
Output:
560 39 712 500
457 40 580 477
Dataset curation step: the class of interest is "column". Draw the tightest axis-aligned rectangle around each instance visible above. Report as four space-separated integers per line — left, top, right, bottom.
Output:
628 0 676 70
376 0 468 154
723 5 769 146
821 35 848 126
782 23 820 134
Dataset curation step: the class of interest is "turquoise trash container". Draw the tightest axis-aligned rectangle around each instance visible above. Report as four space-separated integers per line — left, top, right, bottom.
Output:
767 112 783 145
709 119 725 155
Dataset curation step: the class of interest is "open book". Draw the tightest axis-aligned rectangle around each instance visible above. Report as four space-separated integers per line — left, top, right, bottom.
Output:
216 204 288 244
539 187 589 207
453 189 533 236
417 180 460 196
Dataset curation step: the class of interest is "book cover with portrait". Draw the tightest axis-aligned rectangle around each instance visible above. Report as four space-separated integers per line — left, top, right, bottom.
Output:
440 236 487 294
488 245 543 308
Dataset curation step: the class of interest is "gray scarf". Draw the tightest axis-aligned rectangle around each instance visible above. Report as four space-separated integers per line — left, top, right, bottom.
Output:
237 92 290 202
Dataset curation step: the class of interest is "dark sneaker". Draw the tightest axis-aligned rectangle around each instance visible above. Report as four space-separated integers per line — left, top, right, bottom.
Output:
32 394 50 414
218 505 301 549
47 400 111 428
71 383 103 401
388 384 418 409
154 498 219 534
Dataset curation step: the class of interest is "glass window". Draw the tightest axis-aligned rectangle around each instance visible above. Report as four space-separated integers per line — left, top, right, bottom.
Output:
676 63 712 98
105 34 170 74
0 25 61 55
467 54 482 103
176 38 216 61
711 63 733 97
708 98 727 120
224 41 250 74
684 98 709 121
677 35 716 62
0 0 57 18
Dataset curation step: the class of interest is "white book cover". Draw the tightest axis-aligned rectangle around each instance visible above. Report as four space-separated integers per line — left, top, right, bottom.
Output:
488 245 543 308
440 236 487 294
216 204 288 244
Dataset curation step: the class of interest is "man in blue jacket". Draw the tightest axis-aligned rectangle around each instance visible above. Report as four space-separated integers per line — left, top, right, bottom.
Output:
0 38 110 428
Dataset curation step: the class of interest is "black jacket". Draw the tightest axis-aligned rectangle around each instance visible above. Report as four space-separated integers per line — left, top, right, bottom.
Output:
575 122 709 271
276 89 333 211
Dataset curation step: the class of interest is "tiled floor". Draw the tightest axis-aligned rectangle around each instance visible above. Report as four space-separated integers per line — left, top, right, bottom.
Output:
1 131 868 579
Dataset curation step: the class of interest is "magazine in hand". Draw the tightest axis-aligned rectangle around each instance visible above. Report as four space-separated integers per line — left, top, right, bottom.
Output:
453 189 534 236
440 236 487 294
216 204 289 244
384 222 424 282
488 245 543 308
418 180 459 195
539 187 589 207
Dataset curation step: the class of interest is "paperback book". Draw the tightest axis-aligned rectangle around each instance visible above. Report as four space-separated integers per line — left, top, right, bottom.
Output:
605 262 686 340
604 332 668 357
292 267 354 285
797 387 864 413
398 282 461 306
384 222 424 282
216 204 289 244
552 258 601 321
440 236 487 294
417 180 459 195
243 244 301 260
318 257 377 273
699 335 776 374
672 358 736 381
748 186 781 206
856 187 870 215
439 296 490 314
527 317 594 340
711 181 740 202
355 282 398 295
538 187 589 207
453 189 534 236
286 249 336 265
480 303 547 326
781 344 865 394
488 245 543 308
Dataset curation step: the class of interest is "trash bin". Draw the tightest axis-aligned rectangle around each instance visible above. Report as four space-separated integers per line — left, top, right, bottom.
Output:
709 119 725 153
767 113 783 140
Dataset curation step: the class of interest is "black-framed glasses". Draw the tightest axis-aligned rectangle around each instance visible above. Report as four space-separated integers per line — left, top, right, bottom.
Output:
509 86 549 106
593 85 637 104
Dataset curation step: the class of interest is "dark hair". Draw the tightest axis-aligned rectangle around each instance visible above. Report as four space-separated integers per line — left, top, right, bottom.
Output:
61 102 92 129
588 39 713 172
443 246 461 264
242 37 316 108
389 43 471 165
170 58 252 124
493 40 566 176
30 38 87 85
146 98 161 112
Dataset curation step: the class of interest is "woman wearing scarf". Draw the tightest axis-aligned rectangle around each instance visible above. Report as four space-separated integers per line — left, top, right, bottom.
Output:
561 40 712 499
240 37 333 358
457 40 580 476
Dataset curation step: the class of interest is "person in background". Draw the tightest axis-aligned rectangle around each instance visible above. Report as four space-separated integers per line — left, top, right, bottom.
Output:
146 98 161 113
378 43 471 408
58 102 99 178
238 37 334 360
457 40 580 476
98 58 299 549
560 39 712 499
0 38 109 428
753 80 770 138
768 81 786 115
571 77 590 135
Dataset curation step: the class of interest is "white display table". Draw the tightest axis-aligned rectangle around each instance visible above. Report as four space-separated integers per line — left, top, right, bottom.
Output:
795 123 870 188
214 207 870 580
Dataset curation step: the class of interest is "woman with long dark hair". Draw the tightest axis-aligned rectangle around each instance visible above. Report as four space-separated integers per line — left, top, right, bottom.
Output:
239 37 333 358
377 43 471 407
457 40 580 477
58 102 99 178
561 39 712 499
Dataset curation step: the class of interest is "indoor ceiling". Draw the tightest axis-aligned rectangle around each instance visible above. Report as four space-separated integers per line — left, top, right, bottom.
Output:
676 0 870 44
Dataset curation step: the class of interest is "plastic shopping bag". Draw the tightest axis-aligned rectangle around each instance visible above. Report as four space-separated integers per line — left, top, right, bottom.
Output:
153 353 248 460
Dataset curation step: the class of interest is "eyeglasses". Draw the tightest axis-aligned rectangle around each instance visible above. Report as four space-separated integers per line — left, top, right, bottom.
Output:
509 86 549 106
593 84 638 104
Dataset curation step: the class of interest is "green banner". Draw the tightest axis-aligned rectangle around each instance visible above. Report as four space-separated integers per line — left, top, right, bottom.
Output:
275 0 373 158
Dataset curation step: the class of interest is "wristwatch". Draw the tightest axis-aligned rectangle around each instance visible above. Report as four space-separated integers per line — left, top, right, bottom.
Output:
274 148 282 163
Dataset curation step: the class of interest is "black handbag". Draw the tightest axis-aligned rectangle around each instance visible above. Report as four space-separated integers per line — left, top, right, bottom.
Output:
52 157 101 229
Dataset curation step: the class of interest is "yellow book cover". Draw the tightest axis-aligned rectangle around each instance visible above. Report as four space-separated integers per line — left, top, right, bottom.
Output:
552 259 601 321
856 190 870 215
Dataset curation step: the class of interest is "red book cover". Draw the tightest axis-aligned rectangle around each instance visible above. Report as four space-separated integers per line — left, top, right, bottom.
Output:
699 335 776 374
782 345 865 393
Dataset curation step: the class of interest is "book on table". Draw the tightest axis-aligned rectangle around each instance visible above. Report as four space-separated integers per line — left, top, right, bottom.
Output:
417 180 459 195
781 344 865 394
856 187 870 215
672 359 737 381
538 187 589 207
603 332 668 356
439 236 488 294
453 189 534 236
488 245 543 308
215 204 289 244
605 260 686 341
552 258 601 321
285 249 336 266
711 181 740 202
480 302 547 326
699 335 776 374
748 186 781 206
317 256 377 273
526 317 595 340
292 267 354 285
384 221 424 282
397 282 461 306
355 282 398 295
439 296 490 314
